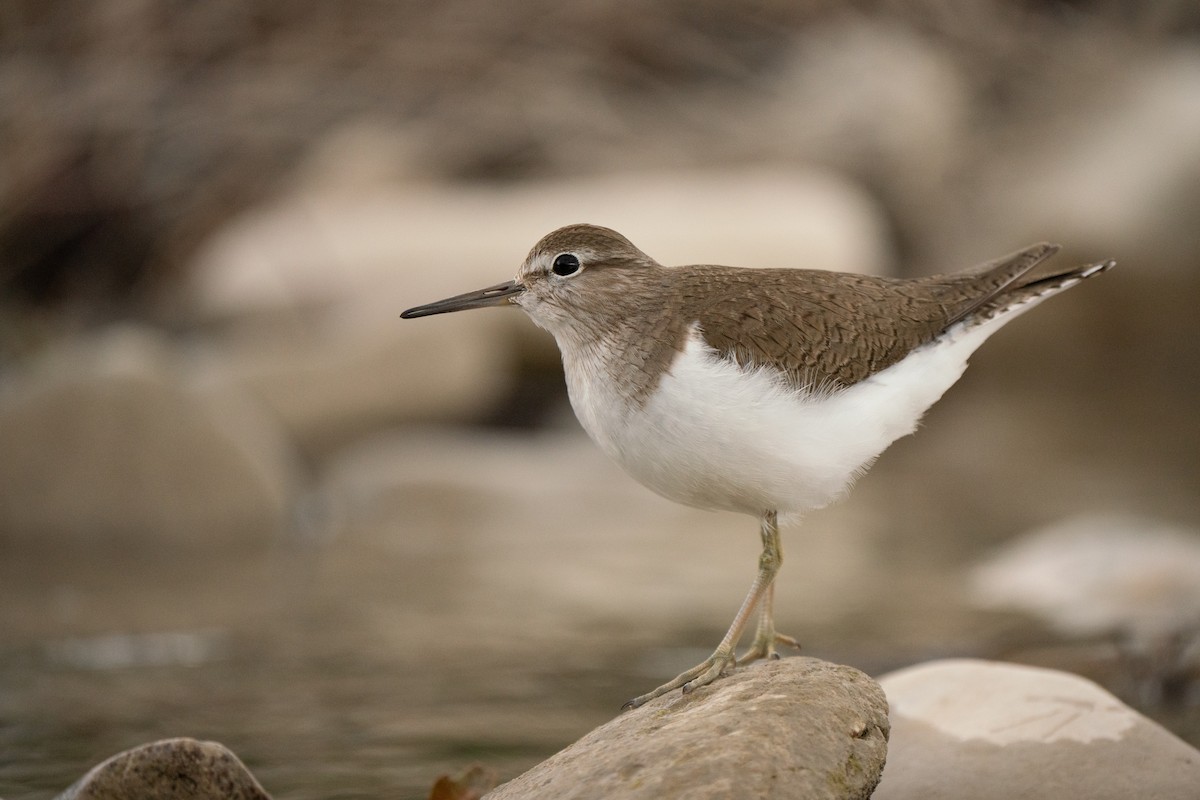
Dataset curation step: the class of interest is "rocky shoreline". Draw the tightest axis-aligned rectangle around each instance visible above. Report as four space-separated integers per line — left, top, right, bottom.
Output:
48 658 1200 800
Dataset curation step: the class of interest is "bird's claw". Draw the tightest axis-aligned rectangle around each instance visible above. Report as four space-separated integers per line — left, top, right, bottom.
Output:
623 650 735 710
736 631 801 666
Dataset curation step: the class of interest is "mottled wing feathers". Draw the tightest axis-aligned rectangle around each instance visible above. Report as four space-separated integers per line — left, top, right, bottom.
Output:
680 243 1066 390
684 270 924 389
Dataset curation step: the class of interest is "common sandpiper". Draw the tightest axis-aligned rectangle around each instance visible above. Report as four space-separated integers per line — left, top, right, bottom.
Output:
402 224 1113 708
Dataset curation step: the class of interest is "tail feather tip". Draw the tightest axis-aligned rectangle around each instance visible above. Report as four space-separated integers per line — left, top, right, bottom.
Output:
1081 259 1116 279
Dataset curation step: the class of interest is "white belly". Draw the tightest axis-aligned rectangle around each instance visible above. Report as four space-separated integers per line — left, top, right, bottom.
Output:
565 318 1014 517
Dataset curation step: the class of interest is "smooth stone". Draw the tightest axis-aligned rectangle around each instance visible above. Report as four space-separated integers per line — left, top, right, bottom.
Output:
874 659 1200 800
56 737 271 800
0 325 296 549
485 657 889 800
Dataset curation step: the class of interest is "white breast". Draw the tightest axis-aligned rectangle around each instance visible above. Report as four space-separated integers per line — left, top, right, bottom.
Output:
563 307 1035 518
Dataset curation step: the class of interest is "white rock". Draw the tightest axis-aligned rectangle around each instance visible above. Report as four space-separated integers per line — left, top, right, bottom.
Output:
875 659 1200 800
886 659 1136 746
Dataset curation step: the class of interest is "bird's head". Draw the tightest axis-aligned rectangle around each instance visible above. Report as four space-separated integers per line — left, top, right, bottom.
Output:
401 224 662 343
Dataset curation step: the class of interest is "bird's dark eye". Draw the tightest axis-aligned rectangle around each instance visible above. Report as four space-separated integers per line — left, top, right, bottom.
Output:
552 253 581 277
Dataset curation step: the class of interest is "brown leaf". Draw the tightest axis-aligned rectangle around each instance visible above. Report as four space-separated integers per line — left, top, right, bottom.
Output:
428 764 499 800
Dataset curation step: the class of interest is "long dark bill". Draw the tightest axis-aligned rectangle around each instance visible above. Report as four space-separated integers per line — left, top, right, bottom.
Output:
401 280 524 318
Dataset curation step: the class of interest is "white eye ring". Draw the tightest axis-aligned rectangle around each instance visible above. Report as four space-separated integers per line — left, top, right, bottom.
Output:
551 253 581 277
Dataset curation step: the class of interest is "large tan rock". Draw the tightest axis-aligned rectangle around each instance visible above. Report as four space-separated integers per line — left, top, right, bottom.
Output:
486 657 889 800
875 659 1200 800
56 738 271 800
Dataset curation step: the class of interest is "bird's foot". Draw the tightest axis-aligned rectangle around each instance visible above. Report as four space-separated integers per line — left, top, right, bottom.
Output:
622 648 736 710
735 630 801 666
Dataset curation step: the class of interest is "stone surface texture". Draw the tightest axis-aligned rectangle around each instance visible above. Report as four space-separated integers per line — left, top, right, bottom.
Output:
485 657 889 800
56 737 271 800
874 659 1200 800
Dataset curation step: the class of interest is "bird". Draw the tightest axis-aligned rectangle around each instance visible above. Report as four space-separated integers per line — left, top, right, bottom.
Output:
401 223 1113 708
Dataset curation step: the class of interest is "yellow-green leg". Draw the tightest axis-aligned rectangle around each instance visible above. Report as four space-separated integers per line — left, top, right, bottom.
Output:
624 510 796 710
737 516 802 664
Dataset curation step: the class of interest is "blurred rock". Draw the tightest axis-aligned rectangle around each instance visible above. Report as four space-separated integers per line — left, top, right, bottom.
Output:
969 514 1200 702
57 737 271 800
970 514 1200 648
874 659 1200 800
0 325 297 549
486 657 888 800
